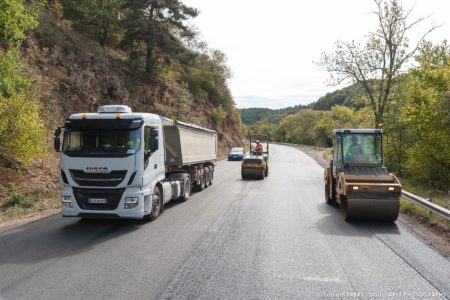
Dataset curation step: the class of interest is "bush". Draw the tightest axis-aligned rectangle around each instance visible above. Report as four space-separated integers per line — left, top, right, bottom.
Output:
0 92 47 164
212 105 227 128
0 50 31 97
5 188 33 208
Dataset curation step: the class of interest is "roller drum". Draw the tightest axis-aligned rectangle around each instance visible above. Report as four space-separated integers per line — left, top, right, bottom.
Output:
341 197 399 222
241 167 265 180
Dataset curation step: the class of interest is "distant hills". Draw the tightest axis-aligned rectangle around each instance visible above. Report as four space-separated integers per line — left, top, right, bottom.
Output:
239 83 367 125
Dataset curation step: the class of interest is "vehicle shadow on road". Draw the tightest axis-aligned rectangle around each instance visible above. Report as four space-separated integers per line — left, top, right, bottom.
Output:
312 202 400 237
0 216 143 265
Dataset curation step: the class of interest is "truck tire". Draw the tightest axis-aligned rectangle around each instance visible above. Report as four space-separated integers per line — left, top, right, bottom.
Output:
179 176 191 202
208 166 214 185
144 186 161 222
204 167 210 188
265 165 269 177
195 168 205 191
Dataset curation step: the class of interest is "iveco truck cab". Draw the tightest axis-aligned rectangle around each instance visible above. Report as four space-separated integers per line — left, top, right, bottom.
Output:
54 105 217 221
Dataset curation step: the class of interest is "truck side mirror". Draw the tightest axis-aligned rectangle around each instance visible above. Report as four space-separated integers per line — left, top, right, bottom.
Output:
150 128 159 152
54 127 62 152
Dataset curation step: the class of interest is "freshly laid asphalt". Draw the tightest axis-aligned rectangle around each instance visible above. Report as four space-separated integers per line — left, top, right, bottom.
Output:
1 144 449 299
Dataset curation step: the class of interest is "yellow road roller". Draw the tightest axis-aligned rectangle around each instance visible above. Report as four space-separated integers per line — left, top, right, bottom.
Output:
324 129 401 222
241 134 269 180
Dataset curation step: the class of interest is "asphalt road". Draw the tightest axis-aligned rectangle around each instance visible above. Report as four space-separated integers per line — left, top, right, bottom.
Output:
1 144 449 300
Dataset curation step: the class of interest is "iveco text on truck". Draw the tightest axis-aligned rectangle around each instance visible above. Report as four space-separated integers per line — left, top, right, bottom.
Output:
54 105 217 221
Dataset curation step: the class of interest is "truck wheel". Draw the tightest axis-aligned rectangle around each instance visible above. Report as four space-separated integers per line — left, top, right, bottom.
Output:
260 169 265 180
195 169 205 191
265 165 269 177
179 176 191 202
144 186 161 222
208 166 214 185
204 167 210 188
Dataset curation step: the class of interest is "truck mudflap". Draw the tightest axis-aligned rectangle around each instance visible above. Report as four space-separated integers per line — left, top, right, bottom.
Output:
340 197 400 222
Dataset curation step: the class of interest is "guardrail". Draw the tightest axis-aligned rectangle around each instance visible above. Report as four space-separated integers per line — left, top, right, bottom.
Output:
273 141 450 221
401 190 450 221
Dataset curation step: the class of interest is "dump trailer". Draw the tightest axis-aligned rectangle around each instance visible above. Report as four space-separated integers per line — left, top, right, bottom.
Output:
54 105 217 221
241 134 269 180
324 129 401 222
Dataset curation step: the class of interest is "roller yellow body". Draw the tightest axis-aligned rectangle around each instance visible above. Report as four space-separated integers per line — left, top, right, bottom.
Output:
324 129 401 222
241 134 269 180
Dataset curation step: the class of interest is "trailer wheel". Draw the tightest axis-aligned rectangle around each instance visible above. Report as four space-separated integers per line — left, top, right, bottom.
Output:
179 176 191 202
144 186 161 222
208 166 214 185
195 168 206 191
204 167 210 188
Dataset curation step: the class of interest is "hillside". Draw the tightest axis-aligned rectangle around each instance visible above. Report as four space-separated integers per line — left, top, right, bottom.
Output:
0 6 245 224
239 105 304 125
239 83 367 126
31 12 244 148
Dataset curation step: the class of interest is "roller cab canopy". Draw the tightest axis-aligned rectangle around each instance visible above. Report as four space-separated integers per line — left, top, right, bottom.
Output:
332 129 383 174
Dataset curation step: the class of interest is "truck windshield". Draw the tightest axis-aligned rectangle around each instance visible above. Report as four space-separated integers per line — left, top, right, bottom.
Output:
342 133 382 165
63 129 141 157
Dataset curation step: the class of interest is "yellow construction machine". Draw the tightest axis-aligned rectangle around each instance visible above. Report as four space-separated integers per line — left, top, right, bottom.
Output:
241 134 269 180
324 129 401 222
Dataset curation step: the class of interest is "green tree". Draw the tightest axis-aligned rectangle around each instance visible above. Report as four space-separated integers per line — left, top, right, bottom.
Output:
0 0 47 164
62 0 122 46
319 0 438 126
401 41 450 189
121 0 198 74
0 50 31 97
182 49 233 108
0 92 46 164
212 105 227 128
0 0 45 49
279 110 323 145
314 106 358 147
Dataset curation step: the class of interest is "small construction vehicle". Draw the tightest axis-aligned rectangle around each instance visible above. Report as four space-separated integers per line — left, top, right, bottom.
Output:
241 134 269 180
324 129 401 222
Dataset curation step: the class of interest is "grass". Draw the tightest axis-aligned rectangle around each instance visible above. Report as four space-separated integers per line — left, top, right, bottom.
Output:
1 187 59 222
399 178 450 230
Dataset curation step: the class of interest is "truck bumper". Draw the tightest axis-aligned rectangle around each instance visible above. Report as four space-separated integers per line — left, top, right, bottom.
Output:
60 186 151 219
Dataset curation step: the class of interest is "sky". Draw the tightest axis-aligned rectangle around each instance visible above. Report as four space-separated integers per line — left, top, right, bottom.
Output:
183 0 450 109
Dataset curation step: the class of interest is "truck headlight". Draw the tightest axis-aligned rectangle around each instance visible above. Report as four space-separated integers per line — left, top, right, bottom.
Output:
388 186 395 191
125 197 139 209
61 196 73 208
352 186 359 190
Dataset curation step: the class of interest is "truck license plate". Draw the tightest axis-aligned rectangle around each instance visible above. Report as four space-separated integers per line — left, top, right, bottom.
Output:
88 198 107 204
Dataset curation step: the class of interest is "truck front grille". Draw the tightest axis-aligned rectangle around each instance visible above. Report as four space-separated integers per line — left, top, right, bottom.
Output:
73 187 125 210
70 170 127 187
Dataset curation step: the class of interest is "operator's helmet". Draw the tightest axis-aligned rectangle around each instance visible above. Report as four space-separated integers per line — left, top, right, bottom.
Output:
256 140 260 144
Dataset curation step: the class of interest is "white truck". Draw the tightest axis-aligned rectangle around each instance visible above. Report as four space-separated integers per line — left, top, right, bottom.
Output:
54 105 217 221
